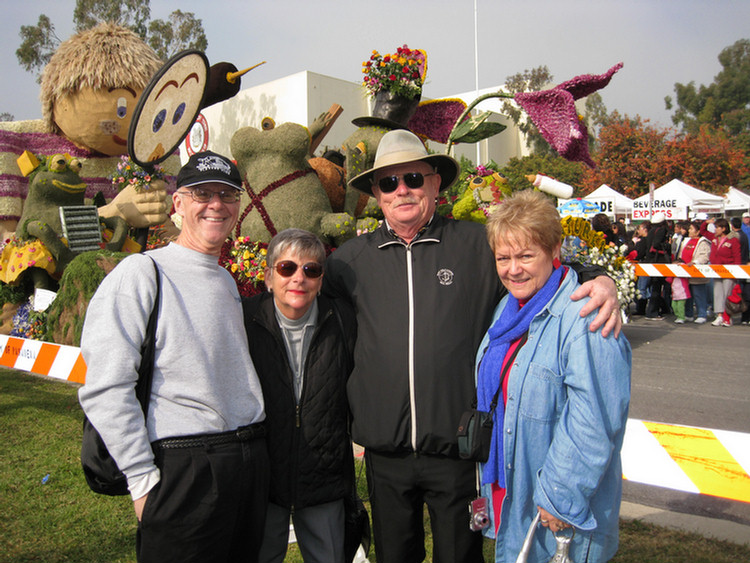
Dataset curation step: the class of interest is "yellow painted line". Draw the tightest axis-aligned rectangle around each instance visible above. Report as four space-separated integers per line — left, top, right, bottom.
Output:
643 421 750 503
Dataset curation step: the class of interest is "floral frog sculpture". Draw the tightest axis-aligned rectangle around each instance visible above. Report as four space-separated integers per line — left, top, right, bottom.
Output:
0 154 127 289
230 120 359 246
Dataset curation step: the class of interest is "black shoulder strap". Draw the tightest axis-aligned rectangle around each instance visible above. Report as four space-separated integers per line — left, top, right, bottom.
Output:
134 257 160 413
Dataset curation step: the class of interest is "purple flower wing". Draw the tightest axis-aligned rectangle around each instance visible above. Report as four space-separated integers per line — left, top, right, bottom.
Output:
555 62 624 100
514 89 595 167
408 99 467 144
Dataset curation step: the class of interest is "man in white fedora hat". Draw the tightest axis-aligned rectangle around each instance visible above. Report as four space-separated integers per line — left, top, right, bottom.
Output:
325 129 620 563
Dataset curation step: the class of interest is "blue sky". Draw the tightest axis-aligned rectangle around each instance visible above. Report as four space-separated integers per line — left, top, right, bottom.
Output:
2 0 748 129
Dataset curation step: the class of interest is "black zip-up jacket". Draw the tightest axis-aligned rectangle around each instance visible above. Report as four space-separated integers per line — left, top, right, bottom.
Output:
243 293 356 509
324 215 501 457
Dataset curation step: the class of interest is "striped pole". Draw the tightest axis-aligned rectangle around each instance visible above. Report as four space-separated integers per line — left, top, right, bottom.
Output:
634 263 750 280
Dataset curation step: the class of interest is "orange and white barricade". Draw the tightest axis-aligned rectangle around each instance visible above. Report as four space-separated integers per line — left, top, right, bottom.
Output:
634 263 750 280
0 335 86 383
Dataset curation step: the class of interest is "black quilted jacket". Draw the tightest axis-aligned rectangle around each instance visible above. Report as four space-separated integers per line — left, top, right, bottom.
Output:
242 293 356 509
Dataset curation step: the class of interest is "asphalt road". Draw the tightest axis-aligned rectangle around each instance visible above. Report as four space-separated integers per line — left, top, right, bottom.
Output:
621 314 750 525
623 316 750 433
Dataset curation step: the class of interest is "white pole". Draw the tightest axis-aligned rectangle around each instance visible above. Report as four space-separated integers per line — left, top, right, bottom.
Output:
474 0 481 166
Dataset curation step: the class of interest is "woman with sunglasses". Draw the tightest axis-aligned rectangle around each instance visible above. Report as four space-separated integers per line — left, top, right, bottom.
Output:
242 228 357 563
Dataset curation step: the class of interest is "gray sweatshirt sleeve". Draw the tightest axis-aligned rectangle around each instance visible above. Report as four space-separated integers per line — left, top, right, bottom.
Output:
78 254 160 495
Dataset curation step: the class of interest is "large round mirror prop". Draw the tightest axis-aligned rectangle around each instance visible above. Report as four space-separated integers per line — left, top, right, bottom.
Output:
127 50 210 168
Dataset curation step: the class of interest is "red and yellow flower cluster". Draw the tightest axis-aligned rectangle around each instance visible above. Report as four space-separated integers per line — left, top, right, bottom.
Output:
362 45 427 100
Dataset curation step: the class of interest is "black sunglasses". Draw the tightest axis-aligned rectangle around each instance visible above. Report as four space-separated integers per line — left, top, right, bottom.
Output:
375 172 437 193
274 260 323 279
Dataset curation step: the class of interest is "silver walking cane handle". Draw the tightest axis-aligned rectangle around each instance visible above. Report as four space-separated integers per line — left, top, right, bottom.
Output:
515 512 577 563
514 511 541 563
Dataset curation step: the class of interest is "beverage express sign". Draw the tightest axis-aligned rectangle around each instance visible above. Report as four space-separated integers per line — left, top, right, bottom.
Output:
632 198 686 220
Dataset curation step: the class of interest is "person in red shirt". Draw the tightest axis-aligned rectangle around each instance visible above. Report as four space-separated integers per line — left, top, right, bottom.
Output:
709 218 741 326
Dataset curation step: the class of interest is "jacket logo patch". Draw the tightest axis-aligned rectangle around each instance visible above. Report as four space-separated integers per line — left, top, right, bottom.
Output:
437 268 454 286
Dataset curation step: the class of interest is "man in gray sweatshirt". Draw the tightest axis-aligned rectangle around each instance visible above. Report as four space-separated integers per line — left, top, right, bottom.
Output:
79 151 268 563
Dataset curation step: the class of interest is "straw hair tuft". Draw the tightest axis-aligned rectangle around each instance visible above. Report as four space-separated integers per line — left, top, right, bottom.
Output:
40 22 163 133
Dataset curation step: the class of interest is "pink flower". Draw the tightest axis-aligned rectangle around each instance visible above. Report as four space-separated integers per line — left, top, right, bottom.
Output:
514 63 623 168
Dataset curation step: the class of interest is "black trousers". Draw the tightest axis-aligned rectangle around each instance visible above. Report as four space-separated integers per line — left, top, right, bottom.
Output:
137 438 270 563
365 450 484 563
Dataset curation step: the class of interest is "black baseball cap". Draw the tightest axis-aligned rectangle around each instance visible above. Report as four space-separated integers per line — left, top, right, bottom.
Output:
177 151 244 191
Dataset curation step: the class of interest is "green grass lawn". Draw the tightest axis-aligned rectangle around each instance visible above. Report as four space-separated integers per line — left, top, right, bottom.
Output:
2 368 749 563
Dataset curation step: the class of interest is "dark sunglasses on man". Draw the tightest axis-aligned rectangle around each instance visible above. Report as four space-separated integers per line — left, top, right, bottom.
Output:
274 260 324 279
375 172 437 194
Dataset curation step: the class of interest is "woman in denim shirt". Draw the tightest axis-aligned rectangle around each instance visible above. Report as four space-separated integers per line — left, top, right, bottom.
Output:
475 190 631 562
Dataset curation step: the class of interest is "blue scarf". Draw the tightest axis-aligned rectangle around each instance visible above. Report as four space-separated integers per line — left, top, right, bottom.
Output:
477 266 565 486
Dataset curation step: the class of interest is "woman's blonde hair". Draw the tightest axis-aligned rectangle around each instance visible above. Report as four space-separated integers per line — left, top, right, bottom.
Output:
486 189 562 254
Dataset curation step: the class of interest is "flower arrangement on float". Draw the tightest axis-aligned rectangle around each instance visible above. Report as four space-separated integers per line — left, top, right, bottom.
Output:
447 164 512 223
110 155 171 193
229 237 267 286
559 216 639 308
362 45 427 100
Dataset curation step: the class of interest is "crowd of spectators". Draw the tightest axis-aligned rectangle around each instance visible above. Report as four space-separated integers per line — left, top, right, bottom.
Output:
590 211 750 326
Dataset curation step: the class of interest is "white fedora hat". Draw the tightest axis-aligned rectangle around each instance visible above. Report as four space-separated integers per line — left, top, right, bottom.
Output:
349 129 459 196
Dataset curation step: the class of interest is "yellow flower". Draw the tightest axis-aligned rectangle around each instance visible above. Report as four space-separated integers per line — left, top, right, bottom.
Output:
242 250 251 260
257 271 265 281
231 263 239 273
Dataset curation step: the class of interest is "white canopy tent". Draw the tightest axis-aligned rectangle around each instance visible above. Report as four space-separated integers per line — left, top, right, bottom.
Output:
723 186 750 213
582 184 633 218
631 179 725 221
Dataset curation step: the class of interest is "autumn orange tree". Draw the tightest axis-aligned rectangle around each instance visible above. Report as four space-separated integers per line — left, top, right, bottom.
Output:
667 125 748 193
582 112 748 197
581 112 674 197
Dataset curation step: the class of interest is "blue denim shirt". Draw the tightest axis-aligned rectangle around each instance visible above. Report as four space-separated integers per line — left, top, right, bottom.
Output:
475 271 631 563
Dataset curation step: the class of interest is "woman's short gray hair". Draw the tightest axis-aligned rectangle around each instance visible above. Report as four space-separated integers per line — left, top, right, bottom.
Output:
266 229 326 266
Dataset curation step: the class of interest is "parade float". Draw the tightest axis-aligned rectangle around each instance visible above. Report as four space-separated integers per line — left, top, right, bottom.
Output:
0 34 631 351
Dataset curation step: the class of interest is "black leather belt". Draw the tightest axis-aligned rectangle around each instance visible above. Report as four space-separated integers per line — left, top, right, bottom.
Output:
152 422 266 450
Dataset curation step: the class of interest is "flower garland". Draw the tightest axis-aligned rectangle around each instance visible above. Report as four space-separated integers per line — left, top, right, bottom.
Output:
560 216 639 308
110 155 171 193
362 45 427 100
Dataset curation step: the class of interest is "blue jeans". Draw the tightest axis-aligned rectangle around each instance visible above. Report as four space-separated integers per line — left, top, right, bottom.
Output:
689 283 709 319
